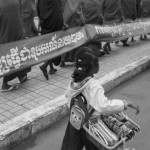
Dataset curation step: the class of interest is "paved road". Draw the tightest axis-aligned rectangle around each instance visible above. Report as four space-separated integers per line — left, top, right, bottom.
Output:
12 69 150 150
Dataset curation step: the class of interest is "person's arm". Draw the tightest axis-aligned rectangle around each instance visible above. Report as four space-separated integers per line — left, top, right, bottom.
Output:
76 0 85 26
119 0 125 21
101 0 105 19
89 84 140 115
134 0 137 20
17 0 23 20
123 100 140 114
0 13 2 44
36 0 40 18
138 1 143 18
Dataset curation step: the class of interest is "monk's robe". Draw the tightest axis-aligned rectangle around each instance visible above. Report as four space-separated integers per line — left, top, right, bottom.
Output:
136 0 141 17
37 0 63 34
101 0 123 21
18 0 38 37
63 0 104 61
63 0 83 27
82 0 103 56
139 0 150 18
82 0 103 25
0 0 25 44
63 0 103 27
121 0 137 20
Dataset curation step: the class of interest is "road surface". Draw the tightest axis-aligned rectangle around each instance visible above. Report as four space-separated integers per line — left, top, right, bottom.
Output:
12 69 150 150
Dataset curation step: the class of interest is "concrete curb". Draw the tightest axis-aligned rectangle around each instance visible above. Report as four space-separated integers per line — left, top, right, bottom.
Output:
0 56 150 150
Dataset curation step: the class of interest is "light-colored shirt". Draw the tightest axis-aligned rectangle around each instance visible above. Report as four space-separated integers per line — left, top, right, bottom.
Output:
66 78 125 116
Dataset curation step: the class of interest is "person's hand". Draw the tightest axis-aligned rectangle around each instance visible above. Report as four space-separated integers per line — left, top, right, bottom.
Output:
126 100 140 115
62 24 69 30
120 16 125 22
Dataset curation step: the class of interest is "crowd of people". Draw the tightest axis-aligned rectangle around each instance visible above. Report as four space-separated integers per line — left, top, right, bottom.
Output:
36 0 150 80
62 0 150 60
0 0 37 92
0 0 150 92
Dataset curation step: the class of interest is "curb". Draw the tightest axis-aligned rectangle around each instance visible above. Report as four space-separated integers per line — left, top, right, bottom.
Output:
0 56 150 150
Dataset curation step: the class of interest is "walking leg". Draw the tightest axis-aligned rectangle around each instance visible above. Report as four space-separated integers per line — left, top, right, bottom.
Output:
39 60 50 80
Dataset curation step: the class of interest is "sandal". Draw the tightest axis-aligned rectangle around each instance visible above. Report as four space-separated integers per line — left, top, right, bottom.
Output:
49 68 57 74
18 76 28 84
1 84 19 92
60 61 66 67
39 66 49 80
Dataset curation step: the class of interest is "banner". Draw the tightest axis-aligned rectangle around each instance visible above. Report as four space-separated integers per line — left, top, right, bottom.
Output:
0 26 88 77
86 18 150 42
1 18 150 77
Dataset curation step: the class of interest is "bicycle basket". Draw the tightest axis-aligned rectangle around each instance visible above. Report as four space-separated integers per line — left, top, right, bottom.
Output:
83 112 140 150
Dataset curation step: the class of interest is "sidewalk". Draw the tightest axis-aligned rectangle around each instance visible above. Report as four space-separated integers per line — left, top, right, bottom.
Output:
0 36 150 149
0 37 150 124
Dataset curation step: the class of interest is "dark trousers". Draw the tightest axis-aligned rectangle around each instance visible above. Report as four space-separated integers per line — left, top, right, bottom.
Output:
3 68 31 83
41 60 53 70
61 122 99 150
121 38 128 44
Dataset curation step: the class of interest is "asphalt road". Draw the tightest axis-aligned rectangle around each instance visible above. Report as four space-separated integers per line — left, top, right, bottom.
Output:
12 69 150 150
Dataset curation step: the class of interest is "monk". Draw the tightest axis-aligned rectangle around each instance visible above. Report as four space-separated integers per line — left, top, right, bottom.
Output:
82 0 103 25
61 0 106 67
136 0 141 17
63 0 84 28
101 0 123 21
18 0 39 38
121 0 137 20
121 0 137 42
0 0 30 92
139 0 150 40
101 0 124 50
37 0 63 80
139 0 150 18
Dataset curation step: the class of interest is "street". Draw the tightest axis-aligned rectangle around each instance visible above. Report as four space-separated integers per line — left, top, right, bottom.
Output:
12 68 150 150
1 1 150 150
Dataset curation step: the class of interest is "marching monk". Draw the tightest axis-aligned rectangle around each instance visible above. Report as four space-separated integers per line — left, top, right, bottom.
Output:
101 0 123 22
101 0 124 50
136 0 141 17
121 0 137 20
63 0 103 27
0 0 30 92
82 0 103 25
63 0 84 28
60 0 84 67
121 0 137 42
139 0 150 40
81 0 107 56
61 0 106 67
18 0 39 38
37 0 63 79
139 0 150 18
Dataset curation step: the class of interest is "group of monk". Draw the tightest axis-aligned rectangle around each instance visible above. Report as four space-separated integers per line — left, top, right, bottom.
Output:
0 0 38 92
61 0 150 65
1 0 150 92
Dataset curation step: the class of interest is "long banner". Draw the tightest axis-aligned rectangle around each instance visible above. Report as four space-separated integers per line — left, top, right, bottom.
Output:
86 18 150 42
0 26 88 77
1 18 150 77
